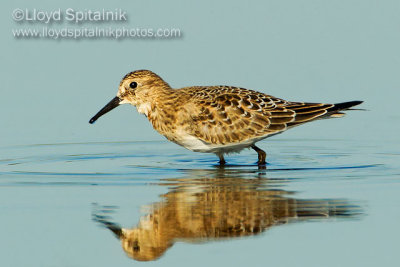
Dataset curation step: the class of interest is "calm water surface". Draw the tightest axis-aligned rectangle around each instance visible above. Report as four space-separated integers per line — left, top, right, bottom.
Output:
0 139 399 266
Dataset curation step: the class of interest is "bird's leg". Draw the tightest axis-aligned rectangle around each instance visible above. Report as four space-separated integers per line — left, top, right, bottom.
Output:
251 145 267 165
218 154 226 166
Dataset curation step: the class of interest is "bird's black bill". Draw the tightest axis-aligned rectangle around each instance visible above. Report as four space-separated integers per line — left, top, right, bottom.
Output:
89 96 121 124
102 222 124 239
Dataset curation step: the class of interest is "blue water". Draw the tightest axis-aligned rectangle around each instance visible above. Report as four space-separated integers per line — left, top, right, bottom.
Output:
1 139 399 266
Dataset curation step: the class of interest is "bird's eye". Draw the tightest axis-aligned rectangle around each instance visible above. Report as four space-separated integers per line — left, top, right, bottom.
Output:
129 82 138 89
132 240 140 252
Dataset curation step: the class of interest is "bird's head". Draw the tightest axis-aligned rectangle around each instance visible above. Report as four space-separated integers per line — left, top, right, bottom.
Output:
89 70 170 124
119 227 171 262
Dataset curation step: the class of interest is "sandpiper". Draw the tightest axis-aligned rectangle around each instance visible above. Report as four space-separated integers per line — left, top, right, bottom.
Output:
89 70 362 165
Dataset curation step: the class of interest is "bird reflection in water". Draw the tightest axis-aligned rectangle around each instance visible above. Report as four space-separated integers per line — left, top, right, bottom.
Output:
93 171 361 261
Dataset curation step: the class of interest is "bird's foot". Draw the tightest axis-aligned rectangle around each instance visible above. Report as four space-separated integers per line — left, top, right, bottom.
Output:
218 154 226 166
218 159 226 166
257 160 266 166
252 145 267 167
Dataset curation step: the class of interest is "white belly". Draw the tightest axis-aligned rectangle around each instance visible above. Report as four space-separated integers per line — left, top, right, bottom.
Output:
174 132 266 154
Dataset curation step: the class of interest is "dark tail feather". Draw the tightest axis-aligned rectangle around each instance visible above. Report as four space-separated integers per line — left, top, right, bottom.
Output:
328 101 363 113
286 100 364 126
